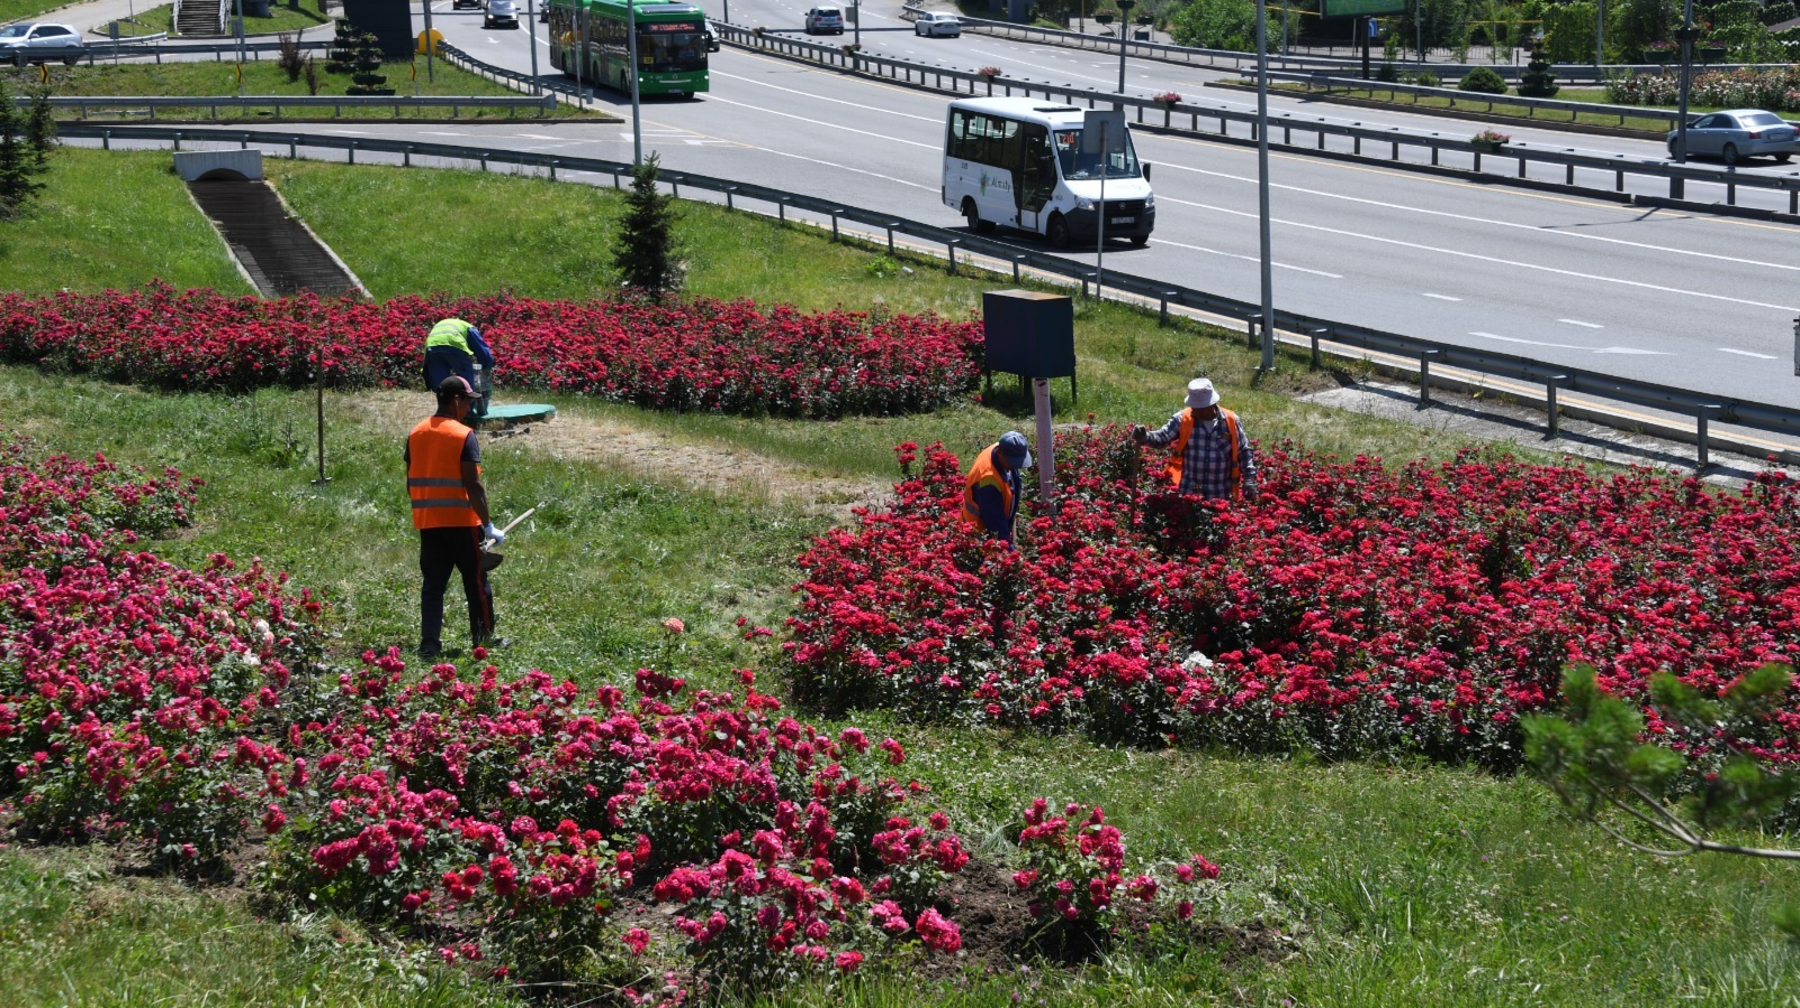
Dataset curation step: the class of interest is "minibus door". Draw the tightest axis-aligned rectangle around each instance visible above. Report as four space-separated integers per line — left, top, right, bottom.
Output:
1015 124 1055 234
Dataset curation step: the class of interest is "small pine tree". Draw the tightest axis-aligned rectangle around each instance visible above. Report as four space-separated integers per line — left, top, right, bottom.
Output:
0 80 47 218
612 153 684 299
24 88 57 174
1517 47 1559 98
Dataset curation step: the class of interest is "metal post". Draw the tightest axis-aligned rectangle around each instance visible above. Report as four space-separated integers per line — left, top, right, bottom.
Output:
1256 0 1275 372
629 0 642 166
1115 0 1136 94
1419 350 1440 406
311 355 329 485
1673 0 1694 199
527 0 539 93
1547 376 1567 438
234 0 246 95
1696 410 1710 468
1596 0 1604 69
854 0 860 47
1792 316 1800 376
1095 119 1108 299
422 0 436 82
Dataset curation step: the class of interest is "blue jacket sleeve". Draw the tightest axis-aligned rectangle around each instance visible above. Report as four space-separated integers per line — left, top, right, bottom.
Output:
469 328 495 370
972 483 1014 544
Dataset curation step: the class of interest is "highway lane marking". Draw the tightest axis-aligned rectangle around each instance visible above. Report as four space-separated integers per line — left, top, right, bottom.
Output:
709 70 942 128
1719 348 1778 359
696 91 939 149
1152 237 1342 276
1161 195 1800 313
1558 319 1604 328
1470 332 1671 355
1421 293 1461 301
1151 160 1800 276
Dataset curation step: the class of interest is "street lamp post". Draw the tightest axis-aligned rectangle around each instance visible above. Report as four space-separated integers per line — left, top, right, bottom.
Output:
854 0 860 47
1115 0 1135 95
526 0 539 93
628 0 642 166
234 0 246 95
421 0 436 83
1255 0 1274 371
1673 0 1694 199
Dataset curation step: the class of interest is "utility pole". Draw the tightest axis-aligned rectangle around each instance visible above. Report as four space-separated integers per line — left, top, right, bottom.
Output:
526 0 539 93
629 0 642 165
1116 0 1136 94
1673 0 1694 198
1256 0 1275 372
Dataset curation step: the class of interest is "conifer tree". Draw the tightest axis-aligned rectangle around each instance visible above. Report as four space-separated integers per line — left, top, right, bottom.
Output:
612 153 684 299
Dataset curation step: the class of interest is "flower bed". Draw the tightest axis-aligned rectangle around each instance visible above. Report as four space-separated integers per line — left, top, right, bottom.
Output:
1605 66 1800 113
0 434 1223 996
0 285 982 419
787 428 1800 768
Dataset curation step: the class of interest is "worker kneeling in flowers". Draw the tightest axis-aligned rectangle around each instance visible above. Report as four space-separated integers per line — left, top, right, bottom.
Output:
959 430 1032 546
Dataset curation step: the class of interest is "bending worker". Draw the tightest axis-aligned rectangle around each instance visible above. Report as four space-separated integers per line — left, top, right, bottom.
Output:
423 317 495 419
406 375 508 658
960 430 1032 545
1131 378 1258 501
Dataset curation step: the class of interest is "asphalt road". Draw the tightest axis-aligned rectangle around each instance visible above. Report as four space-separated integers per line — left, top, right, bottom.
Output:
381 2 1800 411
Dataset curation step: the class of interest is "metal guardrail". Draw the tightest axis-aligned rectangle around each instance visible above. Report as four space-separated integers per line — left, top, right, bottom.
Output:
720 25 1800 219
16 92 557 119
1267 70 1685 130
54 123 1800 463
72 38 334 64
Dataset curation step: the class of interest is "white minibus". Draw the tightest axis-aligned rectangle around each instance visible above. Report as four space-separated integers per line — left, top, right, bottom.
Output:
942 97 1154 247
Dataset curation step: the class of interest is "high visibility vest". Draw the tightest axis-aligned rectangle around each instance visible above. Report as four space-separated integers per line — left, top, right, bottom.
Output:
1162 407 1243 499
425 318 476 357
959 445 1016 531
407 416 481 529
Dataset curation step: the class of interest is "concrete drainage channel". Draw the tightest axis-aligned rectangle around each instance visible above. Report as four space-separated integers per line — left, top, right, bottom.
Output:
175 150 367 298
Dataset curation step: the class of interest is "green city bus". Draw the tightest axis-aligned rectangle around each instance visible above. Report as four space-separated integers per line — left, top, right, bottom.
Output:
546 0 710 97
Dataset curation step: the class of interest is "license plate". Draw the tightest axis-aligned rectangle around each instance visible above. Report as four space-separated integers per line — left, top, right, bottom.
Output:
1110 216 1134 225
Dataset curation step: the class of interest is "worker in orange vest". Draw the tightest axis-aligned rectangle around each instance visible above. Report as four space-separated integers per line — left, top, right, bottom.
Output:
959 430 1032 545
1131 378 1258 500
406 375 506 658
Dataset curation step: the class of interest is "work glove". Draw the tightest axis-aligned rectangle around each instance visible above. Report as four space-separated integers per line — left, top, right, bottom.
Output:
483 523 506 546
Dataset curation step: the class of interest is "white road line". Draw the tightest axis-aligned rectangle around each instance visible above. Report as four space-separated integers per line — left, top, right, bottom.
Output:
700 90 940 148
1557 319 1604 328
513 133 563 140
1157 163 1800 281
1469 331 1672 355
1421 292 1461 301
711 72 941 127
1719 347 1779 359
1162 196 1800 313
1152 238 1341 277
418 131 470 136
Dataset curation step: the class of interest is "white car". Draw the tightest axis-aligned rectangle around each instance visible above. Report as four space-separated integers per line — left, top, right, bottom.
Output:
914 12 961 37
0 22 84 66
803 6 844 34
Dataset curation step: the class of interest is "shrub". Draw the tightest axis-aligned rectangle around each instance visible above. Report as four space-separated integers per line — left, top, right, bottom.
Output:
1458 65 1508 94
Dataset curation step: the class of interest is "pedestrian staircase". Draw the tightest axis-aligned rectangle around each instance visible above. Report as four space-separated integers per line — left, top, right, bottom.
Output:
187 180 365 298
173 0 228 37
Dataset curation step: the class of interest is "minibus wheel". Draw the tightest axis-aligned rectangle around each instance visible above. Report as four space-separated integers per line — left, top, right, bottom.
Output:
962 199 994 234
1047 214 1070 248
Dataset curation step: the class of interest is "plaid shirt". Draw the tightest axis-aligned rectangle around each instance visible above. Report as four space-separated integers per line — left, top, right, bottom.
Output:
1144 409 1258 500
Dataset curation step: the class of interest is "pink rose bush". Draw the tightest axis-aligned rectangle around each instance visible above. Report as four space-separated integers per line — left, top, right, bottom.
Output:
788 427 1800 770
0 286 982 418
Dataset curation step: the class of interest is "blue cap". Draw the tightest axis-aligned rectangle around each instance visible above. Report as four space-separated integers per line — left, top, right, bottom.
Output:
997 431 1032 468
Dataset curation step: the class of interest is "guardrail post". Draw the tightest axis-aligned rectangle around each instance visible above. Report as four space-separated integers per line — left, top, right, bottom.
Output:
1696 409 1712 468
1418 349 1441 408
1793 316 1800 377
102 129 110 151
481 155 489 172
403 144 413 167
723 184 735 209
240 133 250 150
1160 291 1178 326
1244 316 1259 349
947 239 960 275
172 133 181 151
1546 375 1568 439
1566 163 1574 185
347 140 356 164
778 198 787 224
1726 177 1736 206
289 138 298 159
887 223 899 255
831 210 841 242
1014 254 1027 282
1308 326 1328 369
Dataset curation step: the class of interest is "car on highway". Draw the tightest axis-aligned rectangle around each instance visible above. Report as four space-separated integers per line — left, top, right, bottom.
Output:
1667 108 1797 165
803 6 844 34
452 0 481 9
914 12 962 37
0 22 84 66
483 0 519 28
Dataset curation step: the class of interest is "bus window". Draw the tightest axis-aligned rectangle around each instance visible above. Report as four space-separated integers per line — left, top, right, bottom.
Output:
1054 129 1141 181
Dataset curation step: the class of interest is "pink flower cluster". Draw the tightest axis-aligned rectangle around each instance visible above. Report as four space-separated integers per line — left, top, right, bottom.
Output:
0 285 983 418
788 428 1800 767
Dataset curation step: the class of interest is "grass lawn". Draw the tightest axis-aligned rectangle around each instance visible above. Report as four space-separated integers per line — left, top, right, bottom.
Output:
2 147 1798 1007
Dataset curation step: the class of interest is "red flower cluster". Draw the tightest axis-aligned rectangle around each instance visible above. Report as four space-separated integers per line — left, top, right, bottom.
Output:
788 428 1800 767
0 438 321 861
0 285 982 418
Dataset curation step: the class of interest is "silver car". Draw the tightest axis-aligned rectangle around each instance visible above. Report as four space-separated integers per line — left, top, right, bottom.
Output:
915 12 962 37
0 22 85 67
1667 108 1798 165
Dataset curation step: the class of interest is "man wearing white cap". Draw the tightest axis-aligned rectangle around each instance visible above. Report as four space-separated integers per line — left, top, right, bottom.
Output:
1131 378 1258 501
960 430 1033 545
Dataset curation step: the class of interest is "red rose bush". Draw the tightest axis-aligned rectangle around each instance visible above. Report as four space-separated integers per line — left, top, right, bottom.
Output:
788 427 1800 770
0 286 981 418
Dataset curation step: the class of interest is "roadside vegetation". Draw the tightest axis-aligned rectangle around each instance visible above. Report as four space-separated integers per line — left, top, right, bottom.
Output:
1 144 1798 1007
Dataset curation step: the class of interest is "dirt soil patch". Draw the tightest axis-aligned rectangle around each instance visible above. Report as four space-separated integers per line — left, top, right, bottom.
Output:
348 390 893 522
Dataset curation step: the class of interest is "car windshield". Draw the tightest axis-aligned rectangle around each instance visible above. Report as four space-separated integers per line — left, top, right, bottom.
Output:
1053 129 1142 180
1740 112 1785 127
0 26 30 37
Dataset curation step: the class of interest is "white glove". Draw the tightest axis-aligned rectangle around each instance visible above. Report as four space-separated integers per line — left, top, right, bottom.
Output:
483 523 506 546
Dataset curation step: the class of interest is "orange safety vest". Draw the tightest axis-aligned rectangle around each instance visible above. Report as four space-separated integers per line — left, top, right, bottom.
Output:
407 416 481 529
1162 407 1243 499
959 445 1017 531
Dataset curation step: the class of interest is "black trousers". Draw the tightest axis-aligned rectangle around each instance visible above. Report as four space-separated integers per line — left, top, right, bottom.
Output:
419 525 495 650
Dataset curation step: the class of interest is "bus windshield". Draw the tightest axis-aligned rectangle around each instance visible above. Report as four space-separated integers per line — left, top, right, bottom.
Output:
1053 129 1141 181
638 24 708 70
